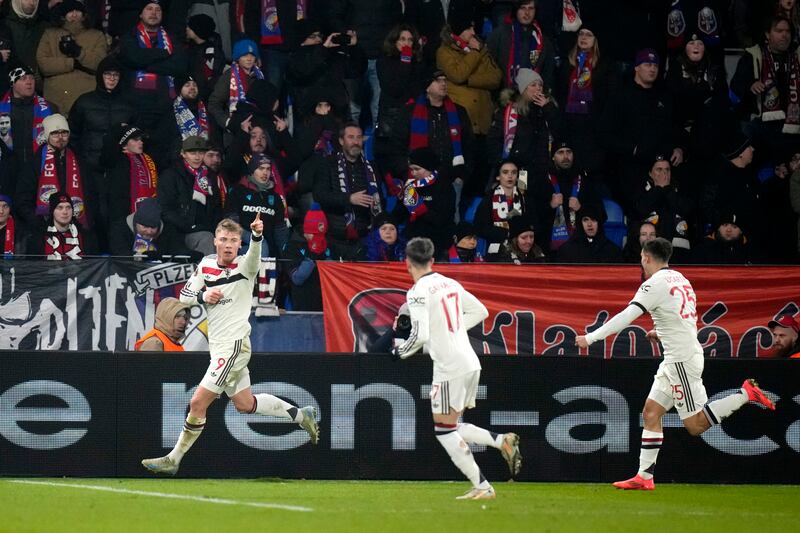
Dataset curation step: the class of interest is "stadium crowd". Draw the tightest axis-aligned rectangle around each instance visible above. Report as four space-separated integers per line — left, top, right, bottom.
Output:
0 0 798 309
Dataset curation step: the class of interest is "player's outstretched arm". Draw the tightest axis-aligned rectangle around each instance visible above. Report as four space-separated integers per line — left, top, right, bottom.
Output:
576 304 644 348
394 294 430 359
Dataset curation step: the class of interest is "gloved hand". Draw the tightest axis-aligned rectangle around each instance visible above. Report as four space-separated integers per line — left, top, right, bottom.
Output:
59 36 82 58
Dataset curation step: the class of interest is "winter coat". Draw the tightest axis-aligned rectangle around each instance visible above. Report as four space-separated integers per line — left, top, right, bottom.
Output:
226 176 288 255
329 0 405 59
473 187 528 245
208 65 264 131
701 158 760 236
157 161 223 236
283 232 340 312
486 20 556 89
487 241 546 264
36 23 108 115
531 166 599 252
1 2 47 88
392 175 456 260
184 34 226 100
188 0 231 59
108 212 196 260
375 54 427 142
414 0 474 64
634 180 693 244
730 45 800 122
236 0 316 55
691 233 761 265
436 41 502 135
556 219 623 263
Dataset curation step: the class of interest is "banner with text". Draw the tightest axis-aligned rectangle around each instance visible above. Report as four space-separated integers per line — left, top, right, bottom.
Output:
318 263 800 357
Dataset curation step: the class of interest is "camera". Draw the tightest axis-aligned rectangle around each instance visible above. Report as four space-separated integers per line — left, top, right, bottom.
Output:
332 33 352 46
395 313 412 339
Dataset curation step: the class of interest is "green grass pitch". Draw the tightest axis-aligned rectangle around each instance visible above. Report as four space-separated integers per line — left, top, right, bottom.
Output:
1 479 798 533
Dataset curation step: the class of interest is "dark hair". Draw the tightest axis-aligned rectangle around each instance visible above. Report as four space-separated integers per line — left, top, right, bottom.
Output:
767 14 793 34
338 121 362 139
405 237 435 267
382 23 422 61
642 237 673 263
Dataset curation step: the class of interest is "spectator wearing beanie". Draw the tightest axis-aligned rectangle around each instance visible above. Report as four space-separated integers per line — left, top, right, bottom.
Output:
1 0 47 91
447 221 484 263
487 0 556 90
487 214 546 264
691 209 762 265
16 113 95 234
108 196 195 260
1 66 54 170
155 75 210 167
208 38 264 134
365 211 405 262
184 13 224 101
283 202 342 312
118 0 187 134
416 0 475 65
556 203 623 263
294 85 344 162
474 159 528 249
36 0 108 115
34 191 97 260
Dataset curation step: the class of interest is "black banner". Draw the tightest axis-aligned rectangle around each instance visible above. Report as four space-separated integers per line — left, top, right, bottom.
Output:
1 351 798 483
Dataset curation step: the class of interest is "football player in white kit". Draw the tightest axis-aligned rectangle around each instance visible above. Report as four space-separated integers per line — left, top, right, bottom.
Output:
142 214 320 475
575 238 775 490
394 237 522 500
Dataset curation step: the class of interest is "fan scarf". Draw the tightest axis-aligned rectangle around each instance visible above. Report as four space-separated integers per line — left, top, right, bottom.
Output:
401 171 437 222
228 62 264 114
561 0 581 31
132 233 158 255
409 95 465 166
0 91 52 152
760 45 800 134
45 223 83 260
336 151 382 240
2 215 14 255
173 97 209 140
566 51 593 114
507 19 544 86
314 129 335 156
134 22 175 97
261 0 307 45
448 244 484 263
37 147 87 226
501 103 518 158
491 184 523 230
185 161 213 205
549 172 582 249
127 153 158 213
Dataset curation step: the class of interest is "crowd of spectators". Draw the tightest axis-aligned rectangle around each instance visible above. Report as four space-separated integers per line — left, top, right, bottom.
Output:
0 0 798 309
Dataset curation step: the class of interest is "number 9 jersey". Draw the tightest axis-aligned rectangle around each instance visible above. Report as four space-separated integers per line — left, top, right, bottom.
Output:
394 272 489 382
630 268 703 363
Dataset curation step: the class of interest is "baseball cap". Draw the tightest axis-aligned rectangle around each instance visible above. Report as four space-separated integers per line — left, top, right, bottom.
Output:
768 315 799 333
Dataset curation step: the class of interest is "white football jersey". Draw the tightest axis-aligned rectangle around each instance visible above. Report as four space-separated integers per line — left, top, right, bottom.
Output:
630 268 703 363
180 236 262 342
395 272 489 382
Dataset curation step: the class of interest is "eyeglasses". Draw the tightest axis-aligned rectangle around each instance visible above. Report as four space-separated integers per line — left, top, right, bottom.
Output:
103 72 121 78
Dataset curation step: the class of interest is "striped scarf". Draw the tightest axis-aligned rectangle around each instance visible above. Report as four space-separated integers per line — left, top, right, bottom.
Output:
261 0 307 45
409 95 464 166
507 20 544 86
134 22 175 97
0 91 52 153
173 97 209 140
37 147 87 227
566 51 593 114
185 161 213 205
336 151 382 239
229 63 264 114
491 184 523 229
402 171 437 221
45 223 83 260
549 172 582 249
2 215 14 255
501 103 518 158
127 153 158 213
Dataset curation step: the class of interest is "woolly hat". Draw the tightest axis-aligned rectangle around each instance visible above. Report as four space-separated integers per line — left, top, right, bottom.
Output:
372 212 397 231
422 66 446 89
55 0 87 17
173 74 196 95
516 67 543 93
0 193 12 206
408 147 440 172
509 215 536 240
48 191 73 216
187 13 215 40
449 10 473 36
247 152 272 175
635 48 660 67
232 39 260 61
723 131 752 160
139 0 165 13
716 208 748 234
551 136 573 156
9 65 33 85
303 203 328 235
119 125 145 146
577 203 605 224
295 18 322 42
133 197 161 228
43 114 70 138
454 221 477 243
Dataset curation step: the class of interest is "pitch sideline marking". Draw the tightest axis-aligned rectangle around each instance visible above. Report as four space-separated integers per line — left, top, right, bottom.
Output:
7 480 313 512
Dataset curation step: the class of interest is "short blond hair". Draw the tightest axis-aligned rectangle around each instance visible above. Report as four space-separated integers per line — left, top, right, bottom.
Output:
215 218 243 236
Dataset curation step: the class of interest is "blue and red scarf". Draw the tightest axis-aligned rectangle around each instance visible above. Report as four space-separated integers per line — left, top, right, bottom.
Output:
549 172 582 249
173 97 209 140
229 63 264 114
566 51 594 115
409 95 464 167
261 0 307 45
507 19 544 86
0 91 51 153
134 22 175 97
38 147 88 227
448 244 484 263
401 171 437 222
336 151 382 240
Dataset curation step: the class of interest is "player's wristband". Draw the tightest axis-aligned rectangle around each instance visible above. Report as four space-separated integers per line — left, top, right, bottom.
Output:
197 289 206 304
251 232 263 240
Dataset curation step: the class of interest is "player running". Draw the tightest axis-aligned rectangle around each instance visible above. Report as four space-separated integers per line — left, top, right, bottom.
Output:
141 213 319 475
576 238 775 490
394 237 522 500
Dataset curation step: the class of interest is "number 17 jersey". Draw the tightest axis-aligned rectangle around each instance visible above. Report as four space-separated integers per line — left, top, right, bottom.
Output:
630 268 703 363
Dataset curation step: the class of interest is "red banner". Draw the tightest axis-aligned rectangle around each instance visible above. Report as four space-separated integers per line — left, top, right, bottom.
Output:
318 263 800 357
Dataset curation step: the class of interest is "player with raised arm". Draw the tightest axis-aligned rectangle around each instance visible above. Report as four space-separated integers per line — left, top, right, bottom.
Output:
141 213 319 475
575 238 775 490
394 237 522 500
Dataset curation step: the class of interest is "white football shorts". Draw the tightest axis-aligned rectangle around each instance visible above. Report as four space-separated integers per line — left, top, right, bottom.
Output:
647 356 709 419
430 370 481 415
200 337 252 397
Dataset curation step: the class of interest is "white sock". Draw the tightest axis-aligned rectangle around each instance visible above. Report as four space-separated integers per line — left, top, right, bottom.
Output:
457 423 503 448
703 389 748 425
435 425 491 489
253 394 303 422
167 415 206 464
637 429 663 480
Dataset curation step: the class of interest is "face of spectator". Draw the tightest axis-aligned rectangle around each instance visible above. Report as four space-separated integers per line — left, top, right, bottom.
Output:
13 74 35 99
524 80 543 100
767 20 792 52
48 130 70 150
0 200 9 226
173 310 188 338
772 325 798 354
516 2 536 25
204 150 222 171
781 0 796 10
249 127 267 152
577 28 595 51
496 162 518 190
124 137 144 154
516 230 535 253
339 126 363 160
552 147 573 169
20 0 36 15
53 201 73 227
315 101 331 115
685 39 705 62
102 70 120 91
458 26 475 42
252 163 272 184
214 229 242 265
718 223 742 241
379 223 397 245
140 4 163 28
427 76 448 100
182 149 205 169
134 222 159 239
638 223 657 246
65 9 84 23
408 164 432 179
634 62 659 86
0 115 10 135
395 30 414 52
649 160 671 186
180 80 199 100
238 53 257 70
582 216 598 237
456 234 477 249
302 31 323 46
735 145 755 166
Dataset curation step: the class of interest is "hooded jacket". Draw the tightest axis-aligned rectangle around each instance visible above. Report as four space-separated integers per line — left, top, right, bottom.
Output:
134 297 189 351
556 205 623 263
2 0 47 87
